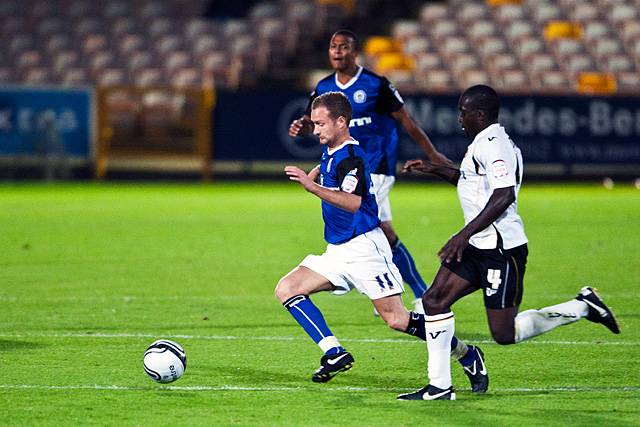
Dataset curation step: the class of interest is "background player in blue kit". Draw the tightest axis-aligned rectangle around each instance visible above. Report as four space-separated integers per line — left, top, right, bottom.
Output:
289 30 450 312
277 92 486 388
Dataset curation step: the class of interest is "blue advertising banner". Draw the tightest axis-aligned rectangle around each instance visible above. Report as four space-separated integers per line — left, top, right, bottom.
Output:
214 90 640 171
0 86 93 159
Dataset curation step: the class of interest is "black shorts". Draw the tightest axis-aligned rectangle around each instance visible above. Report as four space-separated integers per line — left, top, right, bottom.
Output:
443 244 528 309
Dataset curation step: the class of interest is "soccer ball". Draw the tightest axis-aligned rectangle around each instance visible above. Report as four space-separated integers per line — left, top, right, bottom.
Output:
143 339 187 383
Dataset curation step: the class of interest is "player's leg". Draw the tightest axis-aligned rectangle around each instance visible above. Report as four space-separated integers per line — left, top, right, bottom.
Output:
372 293 483 390
275 265 344 354
503 288 620 343
380 221 428 307
372 174 428 307
276 264 355 383
483 244 619 344
398 266 478 400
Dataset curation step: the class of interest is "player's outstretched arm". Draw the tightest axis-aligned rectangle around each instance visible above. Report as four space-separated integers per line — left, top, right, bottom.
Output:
285 165 361 213
438 187 516 263
402 159 460 185
392 107 452 166
288 115 314 137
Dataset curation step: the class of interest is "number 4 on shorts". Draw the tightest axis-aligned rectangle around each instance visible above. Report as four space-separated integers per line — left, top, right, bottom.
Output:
486 269 501 296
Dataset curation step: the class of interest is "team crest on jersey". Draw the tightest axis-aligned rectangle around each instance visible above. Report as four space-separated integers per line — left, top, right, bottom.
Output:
353 90 367 104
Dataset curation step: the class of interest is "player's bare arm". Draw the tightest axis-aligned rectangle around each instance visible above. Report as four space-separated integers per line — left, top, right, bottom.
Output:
391 107 452 166
438 186 515 263
403 159 460 185
308 164 321 182
285 165 362 213
289 115 314 137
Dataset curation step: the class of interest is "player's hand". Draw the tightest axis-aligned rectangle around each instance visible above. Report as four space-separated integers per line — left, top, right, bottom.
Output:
288 118 308 137
308 165 321 183
437 230 470 263
429 151 453 167
285 165 315 192
402 159 435 174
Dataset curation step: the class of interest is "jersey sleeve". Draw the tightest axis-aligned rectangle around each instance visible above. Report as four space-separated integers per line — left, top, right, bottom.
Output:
335 156 367 196
375 76 404 114
304 88 319 116
476 137 518 190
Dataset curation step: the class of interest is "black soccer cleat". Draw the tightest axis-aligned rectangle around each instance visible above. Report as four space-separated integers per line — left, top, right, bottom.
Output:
462 345 489 393
575 286 620 334
397 384 456 401
311 351 354 383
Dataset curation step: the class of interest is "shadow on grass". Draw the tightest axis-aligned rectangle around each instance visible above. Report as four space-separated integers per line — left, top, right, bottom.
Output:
0 339 45 351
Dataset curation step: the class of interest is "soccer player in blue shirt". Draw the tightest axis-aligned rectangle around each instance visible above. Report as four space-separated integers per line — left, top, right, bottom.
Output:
289 30 449 313
277 92 486 388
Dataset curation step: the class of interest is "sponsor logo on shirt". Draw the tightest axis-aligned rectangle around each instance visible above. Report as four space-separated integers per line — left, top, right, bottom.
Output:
349 116 372 127
492 159 508 178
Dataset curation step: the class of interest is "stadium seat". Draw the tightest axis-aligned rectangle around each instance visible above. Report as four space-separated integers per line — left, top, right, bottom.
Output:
134 68 164 87
24 67 51 84
155 36 183 55
170 68 203 88
496 69 530 92
111 18 137 37
45 35 73 55
460 69 490 88
577 72 617 94
97 68 127 87
52 51 80 75
601 54 634 72
420 3 449 24
402 36 430 56
417 68 453 92
364 37 398 57
415 52 443 71
60 68 89 86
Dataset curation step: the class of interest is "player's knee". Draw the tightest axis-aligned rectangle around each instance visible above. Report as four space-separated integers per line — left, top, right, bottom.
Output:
422 289 449 314
491 330 516 345
275 276 296 302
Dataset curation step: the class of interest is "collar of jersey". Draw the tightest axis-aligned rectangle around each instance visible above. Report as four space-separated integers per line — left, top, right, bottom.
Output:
334 66 363 90
472 123 503 144
327 138 359 156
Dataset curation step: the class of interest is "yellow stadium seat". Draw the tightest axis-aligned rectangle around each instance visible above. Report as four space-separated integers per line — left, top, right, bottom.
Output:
316 0 356 14
544 21 583 40
375 52 414 74
486 0 522 6
364 36 398 57
578 72 617 94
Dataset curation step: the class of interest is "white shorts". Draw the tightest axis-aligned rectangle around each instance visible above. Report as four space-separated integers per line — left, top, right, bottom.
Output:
371 174 395 222
300 227 404 300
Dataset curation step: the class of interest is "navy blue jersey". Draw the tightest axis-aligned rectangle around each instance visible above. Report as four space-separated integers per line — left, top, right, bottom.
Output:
319 139 380 244
306 67 404 176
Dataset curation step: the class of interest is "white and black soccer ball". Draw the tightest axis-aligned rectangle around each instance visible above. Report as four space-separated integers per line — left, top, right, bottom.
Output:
143 339 187 383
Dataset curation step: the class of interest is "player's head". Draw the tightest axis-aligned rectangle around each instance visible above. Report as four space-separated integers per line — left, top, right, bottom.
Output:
310 91 352 146
458 85 500 138
328 29 358 73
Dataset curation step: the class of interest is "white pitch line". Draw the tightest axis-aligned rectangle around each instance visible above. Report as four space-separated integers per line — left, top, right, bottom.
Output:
0 384 638 394
0 332 636 346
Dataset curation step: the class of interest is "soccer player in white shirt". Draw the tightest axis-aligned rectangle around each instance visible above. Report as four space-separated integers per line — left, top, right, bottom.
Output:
398 85 620 401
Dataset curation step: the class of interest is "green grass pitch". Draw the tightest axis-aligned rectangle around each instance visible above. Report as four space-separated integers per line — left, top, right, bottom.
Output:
1 181 638 426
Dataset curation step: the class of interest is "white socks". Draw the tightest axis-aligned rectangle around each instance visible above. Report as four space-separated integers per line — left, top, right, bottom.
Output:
425 312 455 389
515 299 588 343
